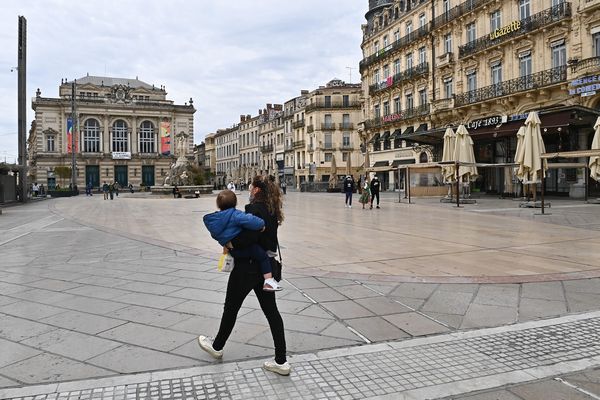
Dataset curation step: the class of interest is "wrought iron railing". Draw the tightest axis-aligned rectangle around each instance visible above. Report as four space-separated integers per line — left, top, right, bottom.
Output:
459 3 571 59
339 123 354 130
432 0 494 30
454 66 567 106
292 119 305 129
364 104 430 130
260 144 274 153
359 26 430 73
305 100 360 111
321 123 336 131
293 140 305 149
369 62 429 95
571 56 600 73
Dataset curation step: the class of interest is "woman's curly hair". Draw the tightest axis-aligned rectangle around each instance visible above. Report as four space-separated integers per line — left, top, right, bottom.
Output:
251 175 284 225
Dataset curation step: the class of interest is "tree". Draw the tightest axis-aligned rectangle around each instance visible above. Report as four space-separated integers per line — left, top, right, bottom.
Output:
53 166 71 187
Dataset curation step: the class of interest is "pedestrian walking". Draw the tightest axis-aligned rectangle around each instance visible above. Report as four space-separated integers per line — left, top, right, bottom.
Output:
32 183 39 197
108 182 114 200
198 175 290 376
102 181 109 200
343 175 355 208
114 181 119 197
173 185 181 198
281 180 287 195
128 183 134 193
359 178 371 209
86 181 93 196
370 175 381 209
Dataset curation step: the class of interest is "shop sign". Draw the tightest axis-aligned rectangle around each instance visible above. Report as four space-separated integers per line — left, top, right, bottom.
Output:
382 113 403 123
112 151 131 160
466 115 508 130
569 75 600 97
489 21 521 40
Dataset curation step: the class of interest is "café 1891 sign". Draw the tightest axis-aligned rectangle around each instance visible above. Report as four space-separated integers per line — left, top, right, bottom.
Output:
569 75 600 97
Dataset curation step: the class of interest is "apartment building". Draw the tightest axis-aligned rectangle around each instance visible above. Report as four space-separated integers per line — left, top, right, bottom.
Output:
238 113 261 185
214 125 239 187
360 0 600 197
258 104 284 179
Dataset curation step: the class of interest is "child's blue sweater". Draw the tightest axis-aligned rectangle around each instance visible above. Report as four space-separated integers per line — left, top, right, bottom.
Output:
203 208 265 246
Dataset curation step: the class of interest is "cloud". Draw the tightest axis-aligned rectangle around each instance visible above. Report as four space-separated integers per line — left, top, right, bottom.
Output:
0 0 367 158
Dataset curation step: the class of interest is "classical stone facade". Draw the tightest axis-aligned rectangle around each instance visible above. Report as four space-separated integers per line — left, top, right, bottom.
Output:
258 104 284 181
29 76 195 189
238 113 260 185
360 0 600 197
214 126 239 187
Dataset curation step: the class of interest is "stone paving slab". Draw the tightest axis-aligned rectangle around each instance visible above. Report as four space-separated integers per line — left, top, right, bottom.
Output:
2 312 600 400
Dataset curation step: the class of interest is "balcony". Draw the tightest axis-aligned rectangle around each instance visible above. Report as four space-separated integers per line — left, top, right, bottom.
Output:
570 56 600 75
260 144 274 153
322 143 334 150
432 0 494 30
369 63 429 95
436 52 454 68
292 119 305 129
339 143 354 150
293 140 305 149
304 100 360 111
320 123 336 131
364 104 430 130
338 123 354 130
359 25 430 73
431 98 455 112
582 0 600 12
284 142 294 151
454 66 567 107
307 125 314 133
459 3 571 59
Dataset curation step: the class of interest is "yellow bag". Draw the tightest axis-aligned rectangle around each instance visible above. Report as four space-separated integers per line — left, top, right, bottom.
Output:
218 253 235 272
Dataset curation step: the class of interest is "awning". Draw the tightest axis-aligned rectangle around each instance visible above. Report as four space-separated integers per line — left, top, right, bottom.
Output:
402 127 446 145
403 126 414 135
391 129 402 138
373 161 389 167
415 123 428 132
369 133 380 143
469 110 572 140
392 159 416 167
381 131 390 140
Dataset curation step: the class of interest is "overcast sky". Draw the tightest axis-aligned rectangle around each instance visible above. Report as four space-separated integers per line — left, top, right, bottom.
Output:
0 0 367 163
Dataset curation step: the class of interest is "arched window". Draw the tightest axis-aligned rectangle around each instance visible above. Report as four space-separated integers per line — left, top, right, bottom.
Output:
419 152 428 163
139 121 155 153
112 120 128 152
83 119 101 152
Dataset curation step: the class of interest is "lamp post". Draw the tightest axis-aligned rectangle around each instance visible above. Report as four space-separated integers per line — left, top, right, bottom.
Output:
70 80 77 190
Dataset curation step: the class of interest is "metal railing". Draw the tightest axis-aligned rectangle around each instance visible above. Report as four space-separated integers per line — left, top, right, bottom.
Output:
323 143 334 150
571 56 600 73
454 66 567 106
321 123 336 131
369 62 429 95
359 25 430 72
339 123 354 130
305 100 360 111
432 0 494 30
293 140 305 149
459 3 571 58
292 119 305 129
339 143 354 150
260 144 274 153
364 104 430 130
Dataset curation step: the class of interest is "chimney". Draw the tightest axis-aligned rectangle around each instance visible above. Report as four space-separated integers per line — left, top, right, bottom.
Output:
267 103 272 110
247 114 251 120
259 110 262 115
274 104 283 111
301 90 309 95
240 115 246 122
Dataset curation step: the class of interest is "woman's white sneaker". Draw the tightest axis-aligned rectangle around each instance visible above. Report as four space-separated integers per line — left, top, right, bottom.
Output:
263 360 291 376
197 335 223 359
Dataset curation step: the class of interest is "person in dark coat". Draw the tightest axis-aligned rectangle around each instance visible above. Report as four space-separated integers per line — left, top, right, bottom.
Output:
370 176 381 209
343 175 355 208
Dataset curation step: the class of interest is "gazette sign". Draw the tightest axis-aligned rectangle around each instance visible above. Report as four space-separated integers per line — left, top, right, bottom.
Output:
489 21 521 40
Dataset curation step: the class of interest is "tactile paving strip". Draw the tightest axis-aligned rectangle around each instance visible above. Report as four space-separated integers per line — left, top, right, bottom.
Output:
5 317 600 400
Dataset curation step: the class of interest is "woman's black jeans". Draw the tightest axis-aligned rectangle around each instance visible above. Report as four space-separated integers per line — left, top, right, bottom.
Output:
212 259 287 364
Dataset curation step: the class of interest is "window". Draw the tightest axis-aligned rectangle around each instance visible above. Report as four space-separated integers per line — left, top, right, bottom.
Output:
466 71 477 92
491 62 503 96
444 33 452 54
594 33 600 57
374 41 380 55
324 95 331 107
419 14 426 29
405 93 414 110
83 118 101 153
394 30 400 42
139 121 155 153
551 41 567 68
343 95 350 107
466 23 476 43
443 0 450 14
519 52 532 77
112 119 128 152
383 101 390 116
324 133 333 149
552 0 565 6
444 78 453 98
419 89 427 105
374 69 380 84
324 153 333 162
343 133 350 147
383 35 389 48
519 0 530 20
406 22 413 36
490 10 502 32
394 97 401 113
342 114 350 129
419 47 426 65
342 152 348 162
374 105 381 119
394 58 401 75
46 134 55 152
406 53 413 69
383 65 390 79
324 114 333 129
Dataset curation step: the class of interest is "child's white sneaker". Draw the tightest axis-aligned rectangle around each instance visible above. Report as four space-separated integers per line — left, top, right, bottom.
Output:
263 278 283 292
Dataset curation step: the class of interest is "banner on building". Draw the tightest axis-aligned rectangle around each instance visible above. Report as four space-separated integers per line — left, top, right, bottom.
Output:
160 121 171 156
66 118 78 153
